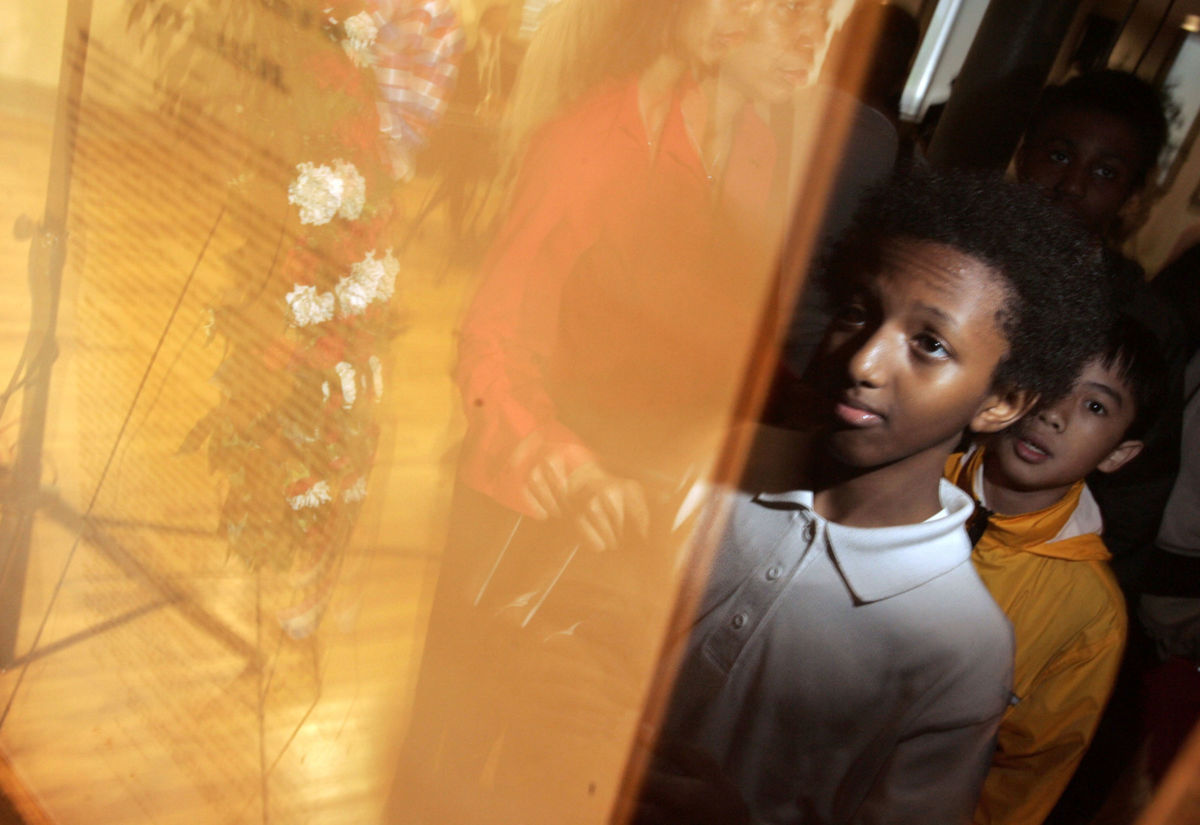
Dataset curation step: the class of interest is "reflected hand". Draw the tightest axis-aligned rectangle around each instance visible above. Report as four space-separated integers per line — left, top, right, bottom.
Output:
527 448 571 520
509 433 649 550
568 464 650 553
510 433 583 520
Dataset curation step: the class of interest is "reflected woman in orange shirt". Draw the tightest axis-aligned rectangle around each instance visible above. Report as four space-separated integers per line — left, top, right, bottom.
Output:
388 2 829 821
458 0 826 553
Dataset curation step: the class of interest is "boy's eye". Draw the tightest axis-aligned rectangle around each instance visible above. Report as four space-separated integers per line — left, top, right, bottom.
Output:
1092 164 1120 182
912 332 950 359
1085 399 1108 416
1048 149 1071 165
834 302 869 327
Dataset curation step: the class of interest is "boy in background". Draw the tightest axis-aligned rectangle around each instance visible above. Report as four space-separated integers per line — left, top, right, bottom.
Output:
637 169 1111 825
1013 69 1182 576
945 316 1166 825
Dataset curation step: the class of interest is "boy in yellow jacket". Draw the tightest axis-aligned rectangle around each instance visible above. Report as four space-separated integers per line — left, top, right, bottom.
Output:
945 316 1166 825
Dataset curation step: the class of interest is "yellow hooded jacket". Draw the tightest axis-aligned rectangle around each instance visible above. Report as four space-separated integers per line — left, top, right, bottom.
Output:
946 447 1127 825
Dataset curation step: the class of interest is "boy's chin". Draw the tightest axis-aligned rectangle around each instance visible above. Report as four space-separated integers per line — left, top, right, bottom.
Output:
820 430 894 471
986 458 1046 493
821 428 960 475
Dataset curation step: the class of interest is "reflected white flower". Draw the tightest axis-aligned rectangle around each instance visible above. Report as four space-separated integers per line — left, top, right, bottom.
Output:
286 160 365 225
335 272 373 318
343 476 367 503
288 480 332 510
202 307 216 342
337 249 396 315
288 162 344 226
280 608 322 641
285 284 335 327
369 355 383 400
284 423 321 445
322 381 330 404
351 252 387 299
379 248 400 302
335 361 357 409
334 159 366 220
342 11 379 67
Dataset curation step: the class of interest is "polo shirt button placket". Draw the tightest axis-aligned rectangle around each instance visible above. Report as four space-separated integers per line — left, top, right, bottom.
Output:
802 520 817 543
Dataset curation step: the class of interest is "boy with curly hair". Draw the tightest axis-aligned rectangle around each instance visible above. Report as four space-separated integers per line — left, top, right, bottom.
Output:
639 169 1112 825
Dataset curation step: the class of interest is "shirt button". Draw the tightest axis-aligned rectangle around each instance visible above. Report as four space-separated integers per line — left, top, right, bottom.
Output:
802 521 816 542
766 566 781 581
731 613 747 629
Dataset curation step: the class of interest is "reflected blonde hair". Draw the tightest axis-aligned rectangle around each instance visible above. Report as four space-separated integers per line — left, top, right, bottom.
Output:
499 0 686 171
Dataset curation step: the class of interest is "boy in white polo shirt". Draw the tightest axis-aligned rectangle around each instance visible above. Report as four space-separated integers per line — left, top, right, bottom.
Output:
636 170 1113 825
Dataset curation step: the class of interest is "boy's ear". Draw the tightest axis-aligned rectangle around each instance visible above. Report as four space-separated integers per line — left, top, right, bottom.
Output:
970 388 1038 434
1013 139 1030 173
1097 439 1144 474
1117 191 1146 230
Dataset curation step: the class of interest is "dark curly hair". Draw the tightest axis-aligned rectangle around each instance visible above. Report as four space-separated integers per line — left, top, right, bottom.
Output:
824 167 1113 406
1026 70 1170 189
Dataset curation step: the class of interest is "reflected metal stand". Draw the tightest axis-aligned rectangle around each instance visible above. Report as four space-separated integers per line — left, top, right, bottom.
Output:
0 11 332 820
0 2 259 693
0 0 94 669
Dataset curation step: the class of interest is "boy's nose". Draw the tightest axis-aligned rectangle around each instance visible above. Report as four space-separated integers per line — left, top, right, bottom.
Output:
1036 404 1067 432
846 329 892 388
1054 164 1087 200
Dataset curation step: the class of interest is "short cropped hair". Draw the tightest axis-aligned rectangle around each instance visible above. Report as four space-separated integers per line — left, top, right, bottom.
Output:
825 168 1112 404
1026 70 1170 188
1095 314 1168 441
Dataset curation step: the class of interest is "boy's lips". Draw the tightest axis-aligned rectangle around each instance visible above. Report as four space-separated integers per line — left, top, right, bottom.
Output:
833 397 885 427
1012 433 1053 464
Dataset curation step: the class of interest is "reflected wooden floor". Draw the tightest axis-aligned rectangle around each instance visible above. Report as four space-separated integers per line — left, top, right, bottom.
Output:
0 84 475 824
